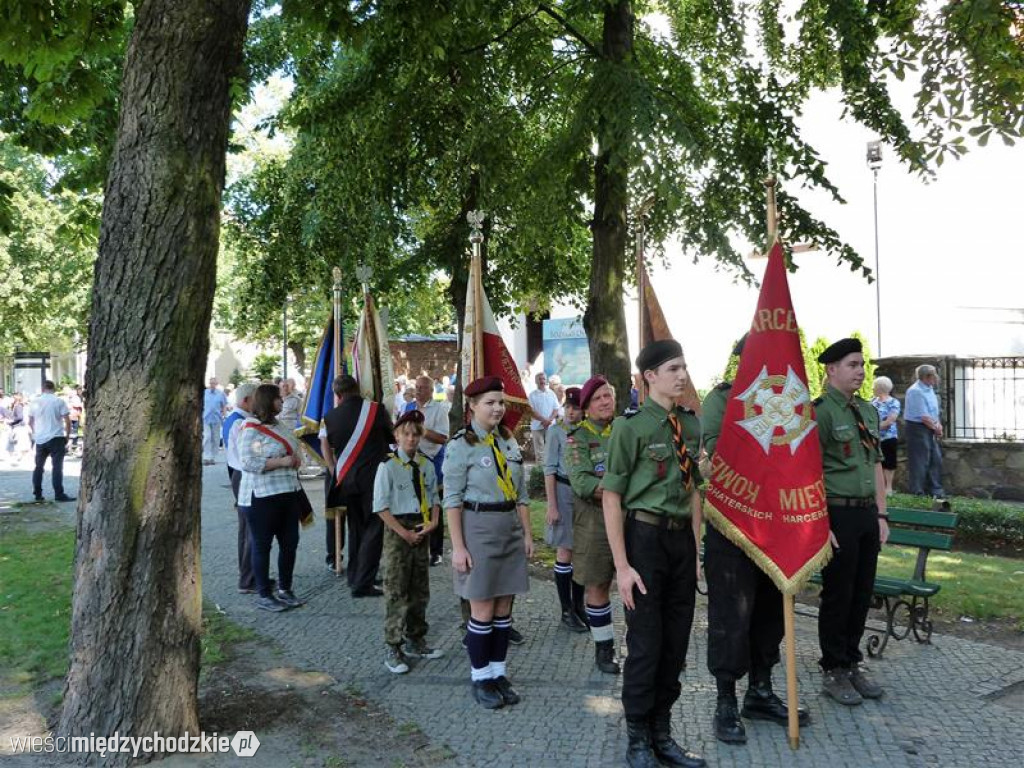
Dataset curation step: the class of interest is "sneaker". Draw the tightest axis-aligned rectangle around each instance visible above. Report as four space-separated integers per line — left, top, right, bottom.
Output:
822 668 863 706
405 641 445 660
430 554 443 567
275 589 304 608
508 626 525 646
384 646 409 674
849 664 884 699
254 595 288 613
54 495 76 502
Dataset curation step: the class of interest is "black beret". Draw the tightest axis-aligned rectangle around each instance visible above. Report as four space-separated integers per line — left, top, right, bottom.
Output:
817 337 862 364
636 339 683 373
394 409 425 429
464 376 504 398
732 333 748 358
564 387 582 408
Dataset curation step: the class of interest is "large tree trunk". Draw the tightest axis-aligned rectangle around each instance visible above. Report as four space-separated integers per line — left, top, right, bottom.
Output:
59 0 251 756
583 1 633 402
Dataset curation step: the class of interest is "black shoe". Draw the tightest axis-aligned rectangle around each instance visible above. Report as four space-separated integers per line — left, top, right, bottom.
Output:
493 676 520 705
742 680 810 726
33 494 44 502
275 589 304 608
650 711 706 767
595 639 620 675
714 694 747 744
352 586 384 598
54 495 76 502
430 554 443 567
471 680 504 709
254 595 288 613
560 610 588 633
624 718 660 768
507 626 525 645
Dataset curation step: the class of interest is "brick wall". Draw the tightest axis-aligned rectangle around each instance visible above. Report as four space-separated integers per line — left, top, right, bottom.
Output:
390 340 458 381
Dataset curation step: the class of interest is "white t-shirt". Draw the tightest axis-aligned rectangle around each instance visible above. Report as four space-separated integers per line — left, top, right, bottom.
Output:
528 387 559 432
416 400 450 459
29 393 69 444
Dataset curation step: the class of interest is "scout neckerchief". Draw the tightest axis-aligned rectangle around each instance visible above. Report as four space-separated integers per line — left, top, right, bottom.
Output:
666 411 695 492
334 399 380 487
482 431 517 502
244 422 294 455
579 418 612 439
391 451 430 524
849 402 879 456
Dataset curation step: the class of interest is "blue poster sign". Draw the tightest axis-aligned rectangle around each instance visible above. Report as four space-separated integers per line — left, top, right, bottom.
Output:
543 317 591 386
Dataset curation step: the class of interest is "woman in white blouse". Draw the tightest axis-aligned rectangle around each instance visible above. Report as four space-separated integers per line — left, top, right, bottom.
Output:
237 384 304 612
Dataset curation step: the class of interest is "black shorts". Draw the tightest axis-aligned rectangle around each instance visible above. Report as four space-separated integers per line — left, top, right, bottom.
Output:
880 438 898 470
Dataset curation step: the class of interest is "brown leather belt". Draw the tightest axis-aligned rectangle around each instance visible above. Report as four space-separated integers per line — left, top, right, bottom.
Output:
826 496 874 509
627 509 689 531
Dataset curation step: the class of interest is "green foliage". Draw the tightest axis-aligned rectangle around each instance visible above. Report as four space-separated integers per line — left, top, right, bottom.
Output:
0 139 98 356
807 336 830 398
851 330 876 400
229 367 245 387
249 352 280 381
528 464 546 500
889 493 1024 546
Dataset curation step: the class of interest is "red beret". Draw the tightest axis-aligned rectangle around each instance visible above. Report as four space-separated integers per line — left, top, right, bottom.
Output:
394 409 425 429
564 387 582 408
464 376 504 398
580 375 609 410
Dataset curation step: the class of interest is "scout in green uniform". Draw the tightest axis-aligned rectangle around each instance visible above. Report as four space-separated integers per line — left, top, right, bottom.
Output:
702 335 809 744
814 338 890 706
372 410 444 675
544 387 588 632
443 376 532 710
566 375 620 674
602 340 706 768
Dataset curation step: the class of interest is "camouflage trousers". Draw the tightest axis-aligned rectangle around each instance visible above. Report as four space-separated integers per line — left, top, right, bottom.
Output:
383 522 431 647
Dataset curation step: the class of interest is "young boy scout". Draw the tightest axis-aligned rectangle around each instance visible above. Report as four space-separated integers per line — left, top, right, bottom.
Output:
702 335 809 744
602 339 706 768
372 410 444 674
566 375 620 674
814 337 889 705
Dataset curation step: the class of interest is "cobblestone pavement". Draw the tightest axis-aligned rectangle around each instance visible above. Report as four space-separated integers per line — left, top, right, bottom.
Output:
4 456 1024 766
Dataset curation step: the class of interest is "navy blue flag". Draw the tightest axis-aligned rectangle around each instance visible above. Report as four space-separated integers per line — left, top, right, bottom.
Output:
296 313 343 463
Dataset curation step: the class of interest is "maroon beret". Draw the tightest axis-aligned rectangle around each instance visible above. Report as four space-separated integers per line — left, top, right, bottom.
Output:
579 375 609 410
394 409 425 429
564 387 582 408
464 376 504 398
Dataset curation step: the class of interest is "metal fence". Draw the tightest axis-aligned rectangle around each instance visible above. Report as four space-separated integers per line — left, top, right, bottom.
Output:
945 357 1024 441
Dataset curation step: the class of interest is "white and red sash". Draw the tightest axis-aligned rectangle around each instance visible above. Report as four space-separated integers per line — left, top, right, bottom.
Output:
334 399 380 488
243 421 294 454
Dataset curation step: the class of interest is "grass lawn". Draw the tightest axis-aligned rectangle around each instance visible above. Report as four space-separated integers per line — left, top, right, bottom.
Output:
0 523 256 698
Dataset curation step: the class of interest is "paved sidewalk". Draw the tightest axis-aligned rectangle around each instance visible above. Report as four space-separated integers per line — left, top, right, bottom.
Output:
196 463 1024 767
3 457 1024 766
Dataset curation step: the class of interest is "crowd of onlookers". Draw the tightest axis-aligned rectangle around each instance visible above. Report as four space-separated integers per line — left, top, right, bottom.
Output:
0 383 83 465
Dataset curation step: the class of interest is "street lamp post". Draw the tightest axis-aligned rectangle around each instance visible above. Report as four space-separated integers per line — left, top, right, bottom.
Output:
867 140 883 357
283 294 293 380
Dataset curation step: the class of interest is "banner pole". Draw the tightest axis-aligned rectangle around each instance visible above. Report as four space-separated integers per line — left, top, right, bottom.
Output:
764 175 779 244
469 216 485 381
783 593 800 749
332 266 345 575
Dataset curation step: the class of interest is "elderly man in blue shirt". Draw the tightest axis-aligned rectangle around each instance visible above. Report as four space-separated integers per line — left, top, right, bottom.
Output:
904 364 945 498
202 377 228 465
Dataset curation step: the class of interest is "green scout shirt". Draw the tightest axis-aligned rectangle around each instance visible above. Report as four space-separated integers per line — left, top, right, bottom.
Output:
700 383 730 458
815 385 881 499
565 418 613 501
372 448 440 517
600 398 702 519
441 421 530 509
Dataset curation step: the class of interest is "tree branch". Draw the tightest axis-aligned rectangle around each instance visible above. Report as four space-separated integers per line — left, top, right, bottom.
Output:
537 3 601 58
461 9 542 55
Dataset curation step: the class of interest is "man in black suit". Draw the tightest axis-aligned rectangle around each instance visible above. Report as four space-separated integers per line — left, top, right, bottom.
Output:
324 375 394 597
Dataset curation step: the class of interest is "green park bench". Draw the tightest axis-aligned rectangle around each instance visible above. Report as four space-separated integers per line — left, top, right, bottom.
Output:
809 505 959 658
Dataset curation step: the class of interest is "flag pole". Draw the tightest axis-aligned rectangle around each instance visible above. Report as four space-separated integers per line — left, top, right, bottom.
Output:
468 211 485 381
765 173 799 749
633 197 655 405
331 266 344 575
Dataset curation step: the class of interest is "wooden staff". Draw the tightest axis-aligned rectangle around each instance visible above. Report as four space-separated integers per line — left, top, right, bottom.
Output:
469 220 485 381
332 267 344 575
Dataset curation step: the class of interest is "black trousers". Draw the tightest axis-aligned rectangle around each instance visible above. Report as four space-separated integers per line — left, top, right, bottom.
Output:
244 491 300 598
705 525 783 684
621 517 697 719
345 488 383 593
32 436 67 497
818 504 880 670
229 469 254 590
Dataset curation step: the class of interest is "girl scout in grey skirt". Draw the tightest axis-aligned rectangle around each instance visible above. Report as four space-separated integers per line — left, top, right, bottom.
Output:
443 376 532 710
544 387 587 632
